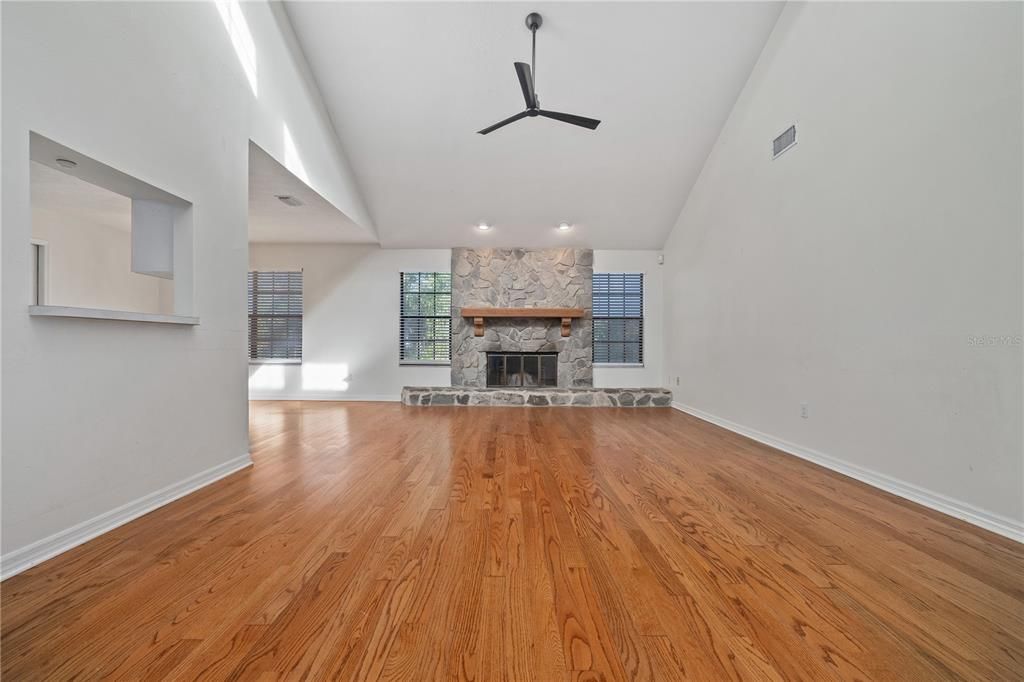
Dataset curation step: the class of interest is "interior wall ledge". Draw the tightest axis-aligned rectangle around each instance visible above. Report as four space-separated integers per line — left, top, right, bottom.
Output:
28 305 199 326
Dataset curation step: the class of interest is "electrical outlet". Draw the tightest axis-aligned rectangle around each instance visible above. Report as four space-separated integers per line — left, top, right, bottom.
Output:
675 376 680 386
800 402 809 419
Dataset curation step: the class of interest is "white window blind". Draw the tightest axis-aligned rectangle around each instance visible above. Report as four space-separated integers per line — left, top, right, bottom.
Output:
400 272 451 364
248 271 302 362
592 272 644 364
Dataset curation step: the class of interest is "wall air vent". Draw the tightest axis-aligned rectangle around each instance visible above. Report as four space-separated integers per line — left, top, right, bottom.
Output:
772 124 797 159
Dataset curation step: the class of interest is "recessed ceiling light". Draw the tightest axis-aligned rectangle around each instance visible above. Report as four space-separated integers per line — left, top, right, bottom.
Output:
275 195 303 207
476 222 492 231
557 222 572 231
55 158 77 169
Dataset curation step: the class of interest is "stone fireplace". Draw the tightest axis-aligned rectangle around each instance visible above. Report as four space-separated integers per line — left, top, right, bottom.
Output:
451 248 593 388
401 246 672 408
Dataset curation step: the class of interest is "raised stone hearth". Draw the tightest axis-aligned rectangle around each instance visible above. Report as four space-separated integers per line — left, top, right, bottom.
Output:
402 386 672 407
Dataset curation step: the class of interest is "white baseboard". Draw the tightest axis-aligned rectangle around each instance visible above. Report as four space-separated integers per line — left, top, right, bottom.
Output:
0 454 253 580
248 393 400 402
671 402 1024 543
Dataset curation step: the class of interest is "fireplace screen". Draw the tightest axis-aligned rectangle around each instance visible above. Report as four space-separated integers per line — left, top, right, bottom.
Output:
486 352 558 387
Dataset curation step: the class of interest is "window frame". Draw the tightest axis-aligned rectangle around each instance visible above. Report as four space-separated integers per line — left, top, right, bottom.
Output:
248 270 303 365
399 271 452 366
592 272 645 367
30 239 49 306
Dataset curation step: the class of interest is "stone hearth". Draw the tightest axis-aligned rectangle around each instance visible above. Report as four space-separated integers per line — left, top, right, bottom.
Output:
402 386 673 407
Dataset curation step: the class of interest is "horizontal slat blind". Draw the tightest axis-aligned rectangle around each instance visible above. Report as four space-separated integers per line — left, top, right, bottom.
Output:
592 273 644 364
400 272 452 363
248 271 302 361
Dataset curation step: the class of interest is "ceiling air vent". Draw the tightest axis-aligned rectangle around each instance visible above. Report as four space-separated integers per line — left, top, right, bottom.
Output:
772 124 797 159
275 195 303 207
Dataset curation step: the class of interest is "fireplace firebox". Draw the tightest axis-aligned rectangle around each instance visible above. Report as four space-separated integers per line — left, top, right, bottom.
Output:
486 352 558 387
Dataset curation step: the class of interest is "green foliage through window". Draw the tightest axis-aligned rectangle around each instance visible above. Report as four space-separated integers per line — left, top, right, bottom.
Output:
400 272 452 363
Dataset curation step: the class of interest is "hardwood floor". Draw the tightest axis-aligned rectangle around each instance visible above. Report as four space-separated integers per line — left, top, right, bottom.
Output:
2 402 1022 680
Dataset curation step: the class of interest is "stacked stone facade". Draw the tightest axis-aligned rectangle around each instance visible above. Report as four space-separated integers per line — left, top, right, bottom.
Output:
451 248 593 388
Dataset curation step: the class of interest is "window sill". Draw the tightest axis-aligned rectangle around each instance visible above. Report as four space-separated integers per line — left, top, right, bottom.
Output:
400 361 451 367
29 305 198 325
594 363 645 368
249 359 302 365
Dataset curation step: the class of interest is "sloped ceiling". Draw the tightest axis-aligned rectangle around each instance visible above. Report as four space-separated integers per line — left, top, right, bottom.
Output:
249 143 373 243
285 1 783 248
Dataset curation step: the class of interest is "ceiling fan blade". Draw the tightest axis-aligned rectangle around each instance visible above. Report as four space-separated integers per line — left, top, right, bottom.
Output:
477 110 529 135
514 62 537 109
538 110 601 130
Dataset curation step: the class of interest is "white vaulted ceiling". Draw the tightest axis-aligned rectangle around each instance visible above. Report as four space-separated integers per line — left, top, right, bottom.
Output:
284 1 783 248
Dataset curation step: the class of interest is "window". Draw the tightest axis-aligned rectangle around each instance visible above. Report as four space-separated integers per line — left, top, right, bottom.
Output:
248 271 302 362
592 273 644 365
400 272 451 364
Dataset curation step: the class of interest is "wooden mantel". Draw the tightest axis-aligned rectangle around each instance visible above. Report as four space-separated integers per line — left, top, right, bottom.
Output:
460 307 585 338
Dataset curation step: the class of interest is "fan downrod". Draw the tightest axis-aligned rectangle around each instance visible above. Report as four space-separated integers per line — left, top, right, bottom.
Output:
475 10 600 135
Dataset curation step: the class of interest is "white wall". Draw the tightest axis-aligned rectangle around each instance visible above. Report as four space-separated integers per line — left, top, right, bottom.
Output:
247 245 668 399
248 244 451 400
662 2 1023 535
1 1 370 573
245 2 375 237
593 250 665 388
32 179 174 315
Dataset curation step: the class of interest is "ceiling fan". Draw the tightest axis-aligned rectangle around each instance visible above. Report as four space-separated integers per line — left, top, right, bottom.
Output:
477 12 601 135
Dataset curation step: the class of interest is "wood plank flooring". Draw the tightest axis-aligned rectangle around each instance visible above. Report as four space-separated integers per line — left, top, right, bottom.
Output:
2 401 1022 680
